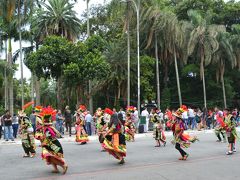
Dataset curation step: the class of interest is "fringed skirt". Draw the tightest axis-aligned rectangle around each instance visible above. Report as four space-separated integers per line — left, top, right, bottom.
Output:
102 133 126 160
76 125 89 143
41 139 66 166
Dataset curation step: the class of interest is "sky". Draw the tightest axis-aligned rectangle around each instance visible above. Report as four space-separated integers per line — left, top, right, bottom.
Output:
0 0 110 81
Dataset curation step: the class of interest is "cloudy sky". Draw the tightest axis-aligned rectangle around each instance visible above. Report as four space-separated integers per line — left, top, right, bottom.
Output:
0 0 110 81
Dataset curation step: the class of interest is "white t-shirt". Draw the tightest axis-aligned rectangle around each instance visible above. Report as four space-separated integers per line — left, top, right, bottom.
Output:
141 110 149 120
133 110 139 123
182 111 188 119
188 109 195 118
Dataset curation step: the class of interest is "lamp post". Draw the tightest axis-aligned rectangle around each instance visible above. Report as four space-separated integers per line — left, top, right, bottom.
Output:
121 0 140 116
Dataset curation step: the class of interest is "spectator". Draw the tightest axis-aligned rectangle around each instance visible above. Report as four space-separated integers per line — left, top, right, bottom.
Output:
182 110 188 130
29 111 36 134
188 107 196 130
3 110 14 141
0 115 3 139
119 107 126 122
207 110 213 129
85 111 93 136
64 106 72 137
12 114 19 138
141 107 150 132
133 107 139 133
202 107 208 130
56 110 64 136
196 108 202 131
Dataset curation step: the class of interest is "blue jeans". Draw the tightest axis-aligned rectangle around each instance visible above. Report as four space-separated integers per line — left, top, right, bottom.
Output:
32 124 36 134
12 124 19 138
189 117 196 129
56 120 64 135
86 122 92 136
4 126 14 140
183 119 188 129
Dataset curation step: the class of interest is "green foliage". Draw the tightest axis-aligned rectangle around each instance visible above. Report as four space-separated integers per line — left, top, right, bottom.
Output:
140 55 156 101
26 36 78 80
0 105 5 115
161 87 171 110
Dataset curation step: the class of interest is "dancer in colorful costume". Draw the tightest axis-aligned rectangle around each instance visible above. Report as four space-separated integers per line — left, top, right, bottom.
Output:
215 110 227 143
171 105 198 160
35 106 68 174
151 108 166 147
224 108 238 155
19 102 36 158
96 109 108 151
75 105 89 144
102 108 126 164
125 106 135 142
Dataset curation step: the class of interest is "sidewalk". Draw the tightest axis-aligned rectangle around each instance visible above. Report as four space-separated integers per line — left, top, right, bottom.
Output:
0 128 222 146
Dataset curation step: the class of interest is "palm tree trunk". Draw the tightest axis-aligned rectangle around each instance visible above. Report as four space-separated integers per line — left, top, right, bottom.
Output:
35 43 40 105
35 78 40 105
201 48 207 108
19 26 24 108
31 72 35 106
174 46 182 106
4 39 8 110
18 0 24 108
57 77 63 110
8 38 14 115
221 74 227 108
117 82 121 104
155 33 160 109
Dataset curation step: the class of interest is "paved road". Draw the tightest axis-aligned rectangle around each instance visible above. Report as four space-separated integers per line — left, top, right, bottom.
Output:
0 131 239 180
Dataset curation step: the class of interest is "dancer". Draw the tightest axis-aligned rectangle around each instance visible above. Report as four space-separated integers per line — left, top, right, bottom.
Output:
171 106 198 160
224 108 238 155
151 108 166 147
75 105 89 144
125 106 135 142
35 106 68 174
96 109 108 151
215 110 227 143
102 108 126 164
19 110 36 158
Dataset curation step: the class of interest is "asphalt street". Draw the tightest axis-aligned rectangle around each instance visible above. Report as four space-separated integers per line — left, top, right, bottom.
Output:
0 131 239 180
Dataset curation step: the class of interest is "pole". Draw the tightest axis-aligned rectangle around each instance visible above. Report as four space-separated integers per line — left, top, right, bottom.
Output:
127 2 130 107
136 0 140 117
86 0 93 114
155 33 160 109
4 39 8 110
18 0 24 108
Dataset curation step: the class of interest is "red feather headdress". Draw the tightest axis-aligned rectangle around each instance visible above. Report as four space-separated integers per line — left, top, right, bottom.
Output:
104 108 114 115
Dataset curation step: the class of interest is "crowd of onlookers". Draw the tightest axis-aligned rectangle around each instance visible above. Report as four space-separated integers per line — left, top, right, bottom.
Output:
0 106 240 141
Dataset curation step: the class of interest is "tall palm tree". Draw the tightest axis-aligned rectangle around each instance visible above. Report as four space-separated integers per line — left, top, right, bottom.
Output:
103 40 128 107
33 0 81 41
212 32 236 108
188 10 221 108
32 0 81 109
0 0 18 115
141 4 188 107
230 24 240 70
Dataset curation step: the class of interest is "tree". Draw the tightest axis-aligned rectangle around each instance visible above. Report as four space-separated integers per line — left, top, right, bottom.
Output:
32 0 81 41
188 10 221 108
25 36 78 109
0 0 19 115
212 32 236 108
230 24 240 70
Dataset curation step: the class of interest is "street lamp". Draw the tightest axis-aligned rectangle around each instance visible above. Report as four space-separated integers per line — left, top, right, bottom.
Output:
121 0 140 116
